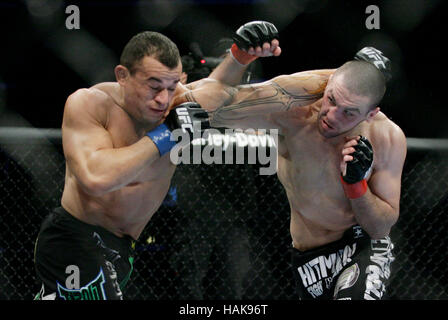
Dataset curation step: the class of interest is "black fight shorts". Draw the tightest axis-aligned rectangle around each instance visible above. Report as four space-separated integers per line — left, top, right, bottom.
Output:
291 225 395 300
34 207 135 300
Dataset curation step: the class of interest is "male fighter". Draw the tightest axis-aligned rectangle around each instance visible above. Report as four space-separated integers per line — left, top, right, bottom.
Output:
174 47 406 300
33 21 280 300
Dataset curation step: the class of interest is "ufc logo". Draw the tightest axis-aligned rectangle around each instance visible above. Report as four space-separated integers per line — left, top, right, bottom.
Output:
175 107 193 133
362 48 386 69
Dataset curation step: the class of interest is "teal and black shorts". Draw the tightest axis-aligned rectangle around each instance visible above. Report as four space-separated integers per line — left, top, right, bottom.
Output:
34 207 135 300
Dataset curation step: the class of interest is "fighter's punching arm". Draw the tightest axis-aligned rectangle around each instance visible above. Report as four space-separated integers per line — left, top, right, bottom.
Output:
62 89 163 196
201 46 390 132
206 69 335 132
169 21 281 113
340 127 407 239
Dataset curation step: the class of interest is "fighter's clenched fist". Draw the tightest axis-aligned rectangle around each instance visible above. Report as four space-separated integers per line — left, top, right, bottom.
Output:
340 135 374 199
230 21 281 65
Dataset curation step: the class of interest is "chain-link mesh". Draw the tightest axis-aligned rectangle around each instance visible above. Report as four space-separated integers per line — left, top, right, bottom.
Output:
0 129 447 300
388 151 448 299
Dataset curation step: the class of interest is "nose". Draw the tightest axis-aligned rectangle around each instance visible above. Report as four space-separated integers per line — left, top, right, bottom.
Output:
154 88 169 107
325 105 337 119
324 106 342 127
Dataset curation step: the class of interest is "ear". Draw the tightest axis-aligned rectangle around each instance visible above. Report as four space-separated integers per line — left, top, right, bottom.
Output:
115 65 129 85
180 72 188 84
366 107 380 122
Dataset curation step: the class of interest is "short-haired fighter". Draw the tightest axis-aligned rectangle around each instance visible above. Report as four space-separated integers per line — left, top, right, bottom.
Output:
174 47 406 300
33 21 281 300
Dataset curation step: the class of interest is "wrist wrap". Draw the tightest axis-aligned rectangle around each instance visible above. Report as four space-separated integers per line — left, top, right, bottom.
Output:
146 123 176 156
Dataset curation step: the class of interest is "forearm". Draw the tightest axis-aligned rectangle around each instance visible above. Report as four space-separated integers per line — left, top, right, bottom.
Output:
79 137 159 195
208 20 280 86
350 188 399 239
208 54 248 86
210 95 286 129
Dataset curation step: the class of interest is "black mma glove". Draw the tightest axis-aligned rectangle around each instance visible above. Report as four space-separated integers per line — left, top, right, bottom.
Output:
340 136 374 199
165 102 210 137
230 21 279 65
146 102 210 156
354 47 392 81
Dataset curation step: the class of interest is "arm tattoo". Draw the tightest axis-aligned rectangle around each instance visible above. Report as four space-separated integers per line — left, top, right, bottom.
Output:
211 81 323 123
222 86 239 106
184 91 197 103
184 84 237 105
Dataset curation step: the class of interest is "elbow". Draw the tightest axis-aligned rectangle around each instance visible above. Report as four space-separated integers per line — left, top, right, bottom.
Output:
367 215 398 240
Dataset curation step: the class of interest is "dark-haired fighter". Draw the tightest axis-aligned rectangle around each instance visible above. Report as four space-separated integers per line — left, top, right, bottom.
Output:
33 22 280 300
174 47 406 300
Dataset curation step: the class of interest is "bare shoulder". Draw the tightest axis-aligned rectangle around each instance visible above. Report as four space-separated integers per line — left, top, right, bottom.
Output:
67 85 113 108
64 86 113 127
370 112 406 146
369 112 407 166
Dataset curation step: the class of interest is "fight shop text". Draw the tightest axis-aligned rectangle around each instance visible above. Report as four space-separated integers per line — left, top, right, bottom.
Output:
178 303 268 317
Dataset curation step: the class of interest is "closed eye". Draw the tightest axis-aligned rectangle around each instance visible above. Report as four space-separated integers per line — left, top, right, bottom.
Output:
344 109 356 117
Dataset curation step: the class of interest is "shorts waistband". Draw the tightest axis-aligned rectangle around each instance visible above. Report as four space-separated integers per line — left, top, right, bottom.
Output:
291 225 369 256
53 206 134 248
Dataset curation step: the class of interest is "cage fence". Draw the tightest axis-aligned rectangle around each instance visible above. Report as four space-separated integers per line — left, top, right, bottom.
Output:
0 128 447 300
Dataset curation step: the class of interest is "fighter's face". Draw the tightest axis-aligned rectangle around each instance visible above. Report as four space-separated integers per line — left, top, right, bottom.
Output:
318 75 377 138
120 56 181 124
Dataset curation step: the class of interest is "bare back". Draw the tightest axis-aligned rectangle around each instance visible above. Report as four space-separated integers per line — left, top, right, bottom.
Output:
61 82 175 240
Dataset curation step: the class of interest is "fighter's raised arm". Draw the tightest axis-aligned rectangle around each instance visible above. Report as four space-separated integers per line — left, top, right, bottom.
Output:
167 23 337 133
208 69 335 131
172 68 334 133
173 47 392 134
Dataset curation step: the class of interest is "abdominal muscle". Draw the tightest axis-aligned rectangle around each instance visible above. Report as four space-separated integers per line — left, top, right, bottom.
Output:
278 154 357 251
289 202 356 251
61 168 173 240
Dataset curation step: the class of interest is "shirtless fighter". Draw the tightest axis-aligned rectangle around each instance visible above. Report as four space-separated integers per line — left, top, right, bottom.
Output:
33 21 280 300
174 47 406 300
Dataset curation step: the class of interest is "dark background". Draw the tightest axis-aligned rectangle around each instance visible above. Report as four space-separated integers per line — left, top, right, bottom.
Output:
0 0 446 138
1 1 448 302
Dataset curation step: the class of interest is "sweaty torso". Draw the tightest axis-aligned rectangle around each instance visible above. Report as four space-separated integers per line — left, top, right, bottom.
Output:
61 82 176 240
276 100 383 251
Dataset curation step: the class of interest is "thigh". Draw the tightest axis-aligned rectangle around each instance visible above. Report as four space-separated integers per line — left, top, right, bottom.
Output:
35 227 126 300
290 247 334 300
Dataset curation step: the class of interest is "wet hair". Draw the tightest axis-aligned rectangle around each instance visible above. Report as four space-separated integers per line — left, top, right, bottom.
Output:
120 31 180 74
333 60 386 110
